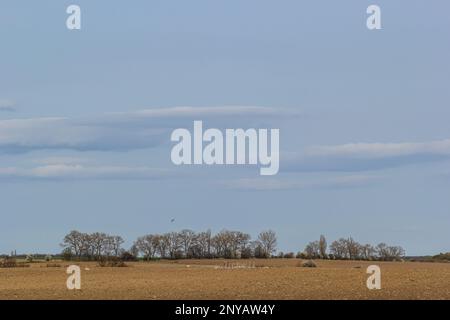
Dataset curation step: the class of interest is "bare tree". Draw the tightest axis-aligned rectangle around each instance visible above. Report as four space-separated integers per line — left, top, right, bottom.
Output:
240 243 254 259
257 230 277 258
360 244 376 260
108 235 124 257
376 243 405 261
134 234 159 260
319 235 327 259
62 229 408 263
62 231 124 260
157 234 169 258
166 232 182 259
330 238 347 259
129 243 139 258
236 232 251 258
89 232 108 259
229 231 251 258
344 237 361 260
195 230 212 258
305 241 320 259
179 229 196 258
81 233 94 258
253 241 265 258
375 243 389 260
387 246 405 260
61 230 85 259
211 230 229 258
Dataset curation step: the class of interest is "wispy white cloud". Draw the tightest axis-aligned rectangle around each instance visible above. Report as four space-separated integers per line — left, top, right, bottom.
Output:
108 106 294 118
0 116 167 153
306 140 450 158
223 175 380 190
0 106 295 154
0 163 174 181
32 156 91 165
284 139 450 172
0 99 16 112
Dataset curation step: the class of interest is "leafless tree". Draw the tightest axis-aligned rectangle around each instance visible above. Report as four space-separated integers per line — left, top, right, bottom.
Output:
179 229 196 258
61 230 85 259
387 246 405 260
130 243 139 258
344 237 360 260
230 231 251 258
62 231 124 260
89 232 108 259
330 238 347 259
376 243 405 261
305 241 320 259
375 243 389 260
319 235 327 259
360 244 376 260
212 230 230 258
61 229 408 262
166 232 182 259
134 234 159 260
108 235 124 257
251 240 265 258
195 230 212 258
257 230 277 258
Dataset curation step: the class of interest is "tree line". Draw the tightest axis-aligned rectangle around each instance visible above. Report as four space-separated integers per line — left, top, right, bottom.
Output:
60 230 405 261
61 229 277 260
301 235 405 261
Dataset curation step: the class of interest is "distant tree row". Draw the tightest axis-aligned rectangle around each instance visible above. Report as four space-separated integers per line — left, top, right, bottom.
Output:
301 235 405 261
132 229 278 259
61 229 277 260
61 231 124 261
60 230 405 261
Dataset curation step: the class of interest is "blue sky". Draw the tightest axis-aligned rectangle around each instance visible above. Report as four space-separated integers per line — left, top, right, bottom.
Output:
1 1 450 255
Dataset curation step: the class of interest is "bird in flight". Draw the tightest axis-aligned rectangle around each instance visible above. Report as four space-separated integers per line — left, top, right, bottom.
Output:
170 218 175 223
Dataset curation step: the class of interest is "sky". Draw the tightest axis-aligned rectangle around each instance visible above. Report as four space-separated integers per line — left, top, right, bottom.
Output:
0 0 449 255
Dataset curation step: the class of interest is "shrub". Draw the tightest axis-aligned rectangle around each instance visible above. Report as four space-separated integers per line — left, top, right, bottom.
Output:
301 260 317 268
0 258 30 268
61 248 73 261
46 263 61 268
240 247 254 259
98 257 127 267
296 252 307 259
432 253 450 261
120 251 137 261
45 255 52 262
0 258 17 268
284 252 295 259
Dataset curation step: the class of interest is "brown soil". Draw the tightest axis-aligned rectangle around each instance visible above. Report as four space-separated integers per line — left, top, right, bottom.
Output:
0 259 449 300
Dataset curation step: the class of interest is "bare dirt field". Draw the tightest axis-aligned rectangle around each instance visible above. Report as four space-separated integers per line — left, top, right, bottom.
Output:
1 259 449 300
